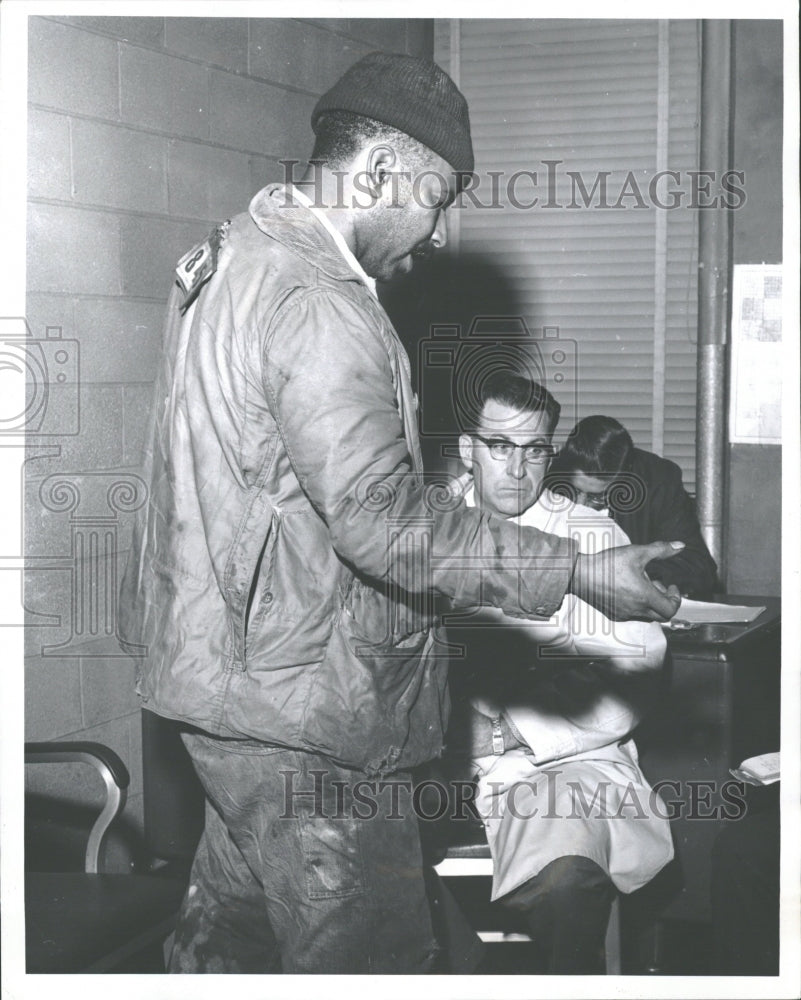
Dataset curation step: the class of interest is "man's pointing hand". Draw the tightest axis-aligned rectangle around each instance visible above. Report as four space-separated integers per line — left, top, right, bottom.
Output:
570 541 685 622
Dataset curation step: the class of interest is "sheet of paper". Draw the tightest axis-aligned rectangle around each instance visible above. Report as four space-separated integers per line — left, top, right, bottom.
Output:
730 752 780 786
670 598 766 625
729 264 782 444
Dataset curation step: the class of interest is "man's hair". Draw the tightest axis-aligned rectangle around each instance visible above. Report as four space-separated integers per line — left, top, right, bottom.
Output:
550 415 634 476
465 370 561 436
310 110 435 173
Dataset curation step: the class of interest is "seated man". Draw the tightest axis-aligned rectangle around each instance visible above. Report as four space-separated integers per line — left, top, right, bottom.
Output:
548 415 718 595
445 371 674 974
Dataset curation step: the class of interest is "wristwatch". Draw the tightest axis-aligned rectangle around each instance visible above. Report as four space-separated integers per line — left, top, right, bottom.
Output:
491 716 505 755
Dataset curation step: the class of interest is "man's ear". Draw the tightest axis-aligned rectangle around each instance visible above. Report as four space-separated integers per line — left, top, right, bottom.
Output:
364 143 398 197
459 433 474 470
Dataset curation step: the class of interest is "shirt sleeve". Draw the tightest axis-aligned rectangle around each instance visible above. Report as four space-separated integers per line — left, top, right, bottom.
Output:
493 511 666 763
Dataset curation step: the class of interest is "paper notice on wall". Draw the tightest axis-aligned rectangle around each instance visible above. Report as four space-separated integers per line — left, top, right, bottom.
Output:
729 264 782 444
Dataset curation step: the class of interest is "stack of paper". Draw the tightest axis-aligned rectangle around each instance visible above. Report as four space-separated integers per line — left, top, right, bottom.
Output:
669 599 766 626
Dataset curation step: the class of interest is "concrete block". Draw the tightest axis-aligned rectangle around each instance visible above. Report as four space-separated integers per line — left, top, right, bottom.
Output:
249 18 372 93
28 17 119 119
22 383 125 479
81 656 139 729
25 655 83 739
165 17 248 74
209 70 316 159
27 108 72 201
73 298 163 383
24 471 72 560
296 18 349 33
347 18 408 51
167 139 254 221
24 564 73 658
72 119 167 213
25 756 104 812
71 383 126 466
107 462 148 557
316 38 375 93
27 204 120 296
123 383 157 466
120 45 209 141
249 154 283 196
24 294 76 342
53 16 164 47
120 216 209 298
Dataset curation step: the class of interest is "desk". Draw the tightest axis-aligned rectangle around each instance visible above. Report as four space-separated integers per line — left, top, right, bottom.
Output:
634 596 781 926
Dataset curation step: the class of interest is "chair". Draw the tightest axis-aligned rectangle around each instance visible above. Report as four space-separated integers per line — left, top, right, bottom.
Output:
25 740 189 973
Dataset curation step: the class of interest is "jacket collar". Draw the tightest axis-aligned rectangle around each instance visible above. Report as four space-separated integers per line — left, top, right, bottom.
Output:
249 184 368 290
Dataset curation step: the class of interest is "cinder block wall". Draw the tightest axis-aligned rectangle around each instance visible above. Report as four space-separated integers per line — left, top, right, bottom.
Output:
25 15 433 867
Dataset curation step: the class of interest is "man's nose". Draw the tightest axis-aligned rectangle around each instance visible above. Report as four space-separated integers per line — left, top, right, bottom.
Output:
507 449 527 478
430 211 448 250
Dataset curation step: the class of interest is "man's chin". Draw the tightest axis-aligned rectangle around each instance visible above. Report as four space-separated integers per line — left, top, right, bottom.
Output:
492 497 530 518
374 256 414 284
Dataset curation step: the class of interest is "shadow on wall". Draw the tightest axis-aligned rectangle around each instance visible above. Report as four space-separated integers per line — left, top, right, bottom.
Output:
381 253 546 473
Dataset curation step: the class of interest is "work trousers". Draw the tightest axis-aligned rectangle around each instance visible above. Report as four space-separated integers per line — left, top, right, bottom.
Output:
500 855 615 974
169 731 438 974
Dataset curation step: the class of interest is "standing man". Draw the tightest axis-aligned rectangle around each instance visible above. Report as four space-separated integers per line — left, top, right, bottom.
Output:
120 52 682 974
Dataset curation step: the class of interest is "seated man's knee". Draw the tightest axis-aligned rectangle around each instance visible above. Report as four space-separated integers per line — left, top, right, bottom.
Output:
501 855 613 915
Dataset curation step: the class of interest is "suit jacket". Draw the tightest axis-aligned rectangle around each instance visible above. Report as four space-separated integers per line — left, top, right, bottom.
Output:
613 448 718 595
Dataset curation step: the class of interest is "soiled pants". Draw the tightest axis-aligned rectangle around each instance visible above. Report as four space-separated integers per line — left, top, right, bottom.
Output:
169 731 438 974
499 855 615 974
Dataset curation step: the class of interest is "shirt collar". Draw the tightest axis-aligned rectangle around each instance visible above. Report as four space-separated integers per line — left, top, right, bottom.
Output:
291 185 377 298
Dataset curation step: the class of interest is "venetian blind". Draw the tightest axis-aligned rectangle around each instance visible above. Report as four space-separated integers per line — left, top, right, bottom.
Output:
435 19 700 490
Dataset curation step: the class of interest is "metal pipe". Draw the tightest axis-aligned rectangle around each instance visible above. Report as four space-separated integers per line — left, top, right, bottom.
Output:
695 20 733 578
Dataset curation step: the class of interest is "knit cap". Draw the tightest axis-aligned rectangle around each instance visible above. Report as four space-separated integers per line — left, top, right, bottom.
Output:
312 52 474 180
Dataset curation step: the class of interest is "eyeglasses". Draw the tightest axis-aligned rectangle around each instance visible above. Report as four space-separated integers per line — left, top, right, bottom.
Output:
472 434 554 464
575 489 609 510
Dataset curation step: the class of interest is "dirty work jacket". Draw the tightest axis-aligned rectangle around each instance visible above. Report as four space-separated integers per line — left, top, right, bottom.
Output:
119 184 577 776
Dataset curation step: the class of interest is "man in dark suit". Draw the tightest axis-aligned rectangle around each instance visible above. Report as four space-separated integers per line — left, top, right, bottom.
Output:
549 415 718 596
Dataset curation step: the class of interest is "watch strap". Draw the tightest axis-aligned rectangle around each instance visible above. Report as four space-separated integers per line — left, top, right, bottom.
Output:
491 716 505 755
